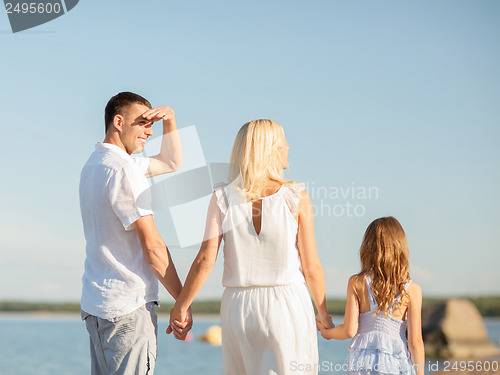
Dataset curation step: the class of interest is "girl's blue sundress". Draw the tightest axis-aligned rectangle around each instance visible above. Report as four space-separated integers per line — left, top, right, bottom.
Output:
346 274 416 375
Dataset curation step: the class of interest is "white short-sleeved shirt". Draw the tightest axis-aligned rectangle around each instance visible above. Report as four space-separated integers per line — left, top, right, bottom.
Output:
80 142 157 320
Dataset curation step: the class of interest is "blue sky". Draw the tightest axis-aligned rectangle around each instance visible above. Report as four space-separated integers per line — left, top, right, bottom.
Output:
1 0 499 302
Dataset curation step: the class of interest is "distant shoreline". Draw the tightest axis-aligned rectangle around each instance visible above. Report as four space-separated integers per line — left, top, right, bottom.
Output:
1 296 500 316
0 311 221 321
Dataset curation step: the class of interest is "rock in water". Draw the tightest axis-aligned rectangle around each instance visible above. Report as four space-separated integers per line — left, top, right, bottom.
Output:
422 299 500 358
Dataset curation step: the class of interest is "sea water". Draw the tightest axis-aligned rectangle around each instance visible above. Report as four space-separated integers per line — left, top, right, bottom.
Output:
0 315 499 375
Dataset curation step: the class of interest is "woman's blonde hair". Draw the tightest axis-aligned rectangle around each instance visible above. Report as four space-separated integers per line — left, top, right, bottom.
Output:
229 119 291 201
356 217 411 316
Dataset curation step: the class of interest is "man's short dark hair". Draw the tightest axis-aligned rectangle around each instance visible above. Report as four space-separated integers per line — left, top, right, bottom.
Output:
105 92 152 133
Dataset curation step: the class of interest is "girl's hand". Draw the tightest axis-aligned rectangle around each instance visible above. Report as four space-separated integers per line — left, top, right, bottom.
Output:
319 326 332 340
316 316 334 340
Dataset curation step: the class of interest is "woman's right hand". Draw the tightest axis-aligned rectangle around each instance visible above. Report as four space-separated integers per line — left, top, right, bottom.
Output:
316 313 334 331
315 315 335 340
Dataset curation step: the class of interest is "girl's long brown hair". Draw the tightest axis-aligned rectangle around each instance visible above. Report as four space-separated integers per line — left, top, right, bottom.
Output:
356 217 410 316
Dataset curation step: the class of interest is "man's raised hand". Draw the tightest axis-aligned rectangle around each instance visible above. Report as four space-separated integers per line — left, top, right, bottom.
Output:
142 106 175 123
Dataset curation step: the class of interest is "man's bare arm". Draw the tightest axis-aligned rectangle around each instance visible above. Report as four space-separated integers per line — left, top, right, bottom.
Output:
132 214 192 339
132 214 183 298
142 106 182 177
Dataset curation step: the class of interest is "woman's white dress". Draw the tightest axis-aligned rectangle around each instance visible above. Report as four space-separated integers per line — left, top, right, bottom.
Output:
214 182 318 375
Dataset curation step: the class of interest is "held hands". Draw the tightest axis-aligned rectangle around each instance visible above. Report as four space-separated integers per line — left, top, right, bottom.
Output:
142 106 175 124
316 314 335 340
167 304 193 340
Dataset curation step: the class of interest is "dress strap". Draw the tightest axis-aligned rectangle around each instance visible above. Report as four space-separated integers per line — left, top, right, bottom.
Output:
365 275 412 314
405 280 412 290
282 182 305 217
391 280 412 310
364 274 378 311
214 182 230 215
214 180 248 216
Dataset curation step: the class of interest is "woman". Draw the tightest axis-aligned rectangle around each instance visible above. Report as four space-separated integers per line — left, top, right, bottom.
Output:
169 119 332 375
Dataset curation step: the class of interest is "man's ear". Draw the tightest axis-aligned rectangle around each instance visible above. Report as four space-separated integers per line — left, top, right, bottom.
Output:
113 114 124 132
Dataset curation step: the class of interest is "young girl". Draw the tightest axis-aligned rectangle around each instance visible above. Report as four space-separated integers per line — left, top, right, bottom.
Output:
318 217 425 375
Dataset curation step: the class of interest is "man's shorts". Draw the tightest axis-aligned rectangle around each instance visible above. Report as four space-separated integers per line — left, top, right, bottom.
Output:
82 302 158 375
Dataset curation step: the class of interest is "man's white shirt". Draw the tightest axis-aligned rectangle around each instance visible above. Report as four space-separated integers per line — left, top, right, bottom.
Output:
80 142 157 320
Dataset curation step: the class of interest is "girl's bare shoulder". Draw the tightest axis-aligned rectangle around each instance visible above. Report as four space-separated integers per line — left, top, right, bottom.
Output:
348 274 367 292
407 281 422 301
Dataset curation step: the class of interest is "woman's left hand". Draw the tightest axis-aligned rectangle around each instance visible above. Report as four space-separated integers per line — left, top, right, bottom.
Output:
167 304 193 340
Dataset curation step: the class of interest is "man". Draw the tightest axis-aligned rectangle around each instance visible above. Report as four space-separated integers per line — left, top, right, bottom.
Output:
80 92 192 375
